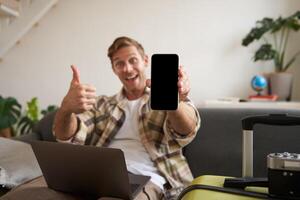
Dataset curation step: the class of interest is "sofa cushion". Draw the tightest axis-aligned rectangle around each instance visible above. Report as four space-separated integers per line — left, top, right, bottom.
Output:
0 138 42 188
33 111 56 142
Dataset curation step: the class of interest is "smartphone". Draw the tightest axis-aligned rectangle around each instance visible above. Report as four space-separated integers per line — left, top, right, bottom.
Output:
150 54 179 110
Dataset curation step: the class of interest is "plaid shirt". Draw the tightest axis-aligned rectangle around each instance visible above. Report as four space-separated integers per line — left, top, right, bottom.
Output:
69 88 200 197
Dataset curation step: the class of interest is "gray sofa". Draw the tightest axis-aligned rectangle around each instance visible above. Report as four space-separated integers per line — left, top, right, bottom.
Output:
17 107 300 177
1 106 300 196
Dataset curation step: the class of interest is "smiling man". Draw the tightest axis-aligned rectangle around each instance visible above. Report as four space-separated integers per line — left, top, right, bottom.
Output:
2 37 200 200
53 36 200 199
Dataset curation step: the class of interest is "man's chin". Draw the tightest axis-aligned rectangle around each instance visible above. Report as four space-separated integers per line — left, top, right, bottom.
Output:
124 84 145 93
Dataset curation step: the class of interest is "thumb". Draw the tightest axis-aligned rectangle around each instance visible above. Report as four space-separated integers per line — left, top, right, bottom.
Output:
146 79 151 88
71 65 80 85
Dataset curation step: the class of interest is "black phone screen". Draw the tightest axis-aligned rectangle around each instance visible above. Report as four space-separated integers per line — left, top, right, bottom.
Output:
150 54 178 110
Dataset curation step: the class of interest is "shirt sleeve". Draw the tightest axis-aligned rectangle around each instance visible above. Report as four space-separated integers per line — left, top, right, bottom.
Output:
53 96 111 146
53 96 104 145
163 100 201 147
52 110 95 145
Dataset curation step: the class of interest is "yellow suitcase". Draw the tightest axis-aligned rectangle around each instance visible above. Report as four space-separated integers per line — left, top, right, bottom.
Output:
179 175 268 200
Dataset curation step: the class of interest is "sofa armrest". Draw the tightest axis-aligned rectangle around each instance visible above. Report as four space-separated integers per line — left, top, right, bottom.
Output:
14 132 42 143
184 107 300 178
13 111 57 143
32 111 57 142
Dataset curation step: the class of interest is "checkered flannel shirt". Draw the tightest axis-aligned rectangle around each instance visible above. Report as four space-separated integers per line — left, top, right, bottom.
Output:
64 88 200 197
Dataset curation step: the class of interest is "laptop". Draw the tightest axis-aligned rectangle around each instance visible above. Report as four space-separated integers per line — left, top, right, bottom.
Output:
31 141 150 200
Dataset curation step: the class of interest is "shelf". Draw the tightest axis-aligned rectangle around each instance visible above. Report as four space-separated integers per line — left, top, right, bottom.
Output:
197 100 300 110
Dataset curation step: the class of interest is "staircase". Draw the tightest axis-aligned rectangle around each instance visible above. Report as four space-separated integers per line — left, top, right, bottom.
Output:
0 0 58 60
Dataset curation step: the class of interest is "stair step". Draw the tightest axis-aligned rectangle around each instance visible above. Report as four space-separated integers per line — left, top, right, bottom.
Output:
0 0 58 59
0 0 20 17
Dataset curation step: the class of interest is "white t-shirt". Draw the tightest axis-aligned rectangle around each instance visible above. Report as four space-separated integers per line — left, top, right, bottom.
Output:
108 98 166 189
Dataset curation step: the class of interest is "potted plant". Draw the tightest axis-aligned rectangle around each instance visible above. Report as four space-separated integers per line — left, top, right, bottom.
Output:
242 11 300 100
17 97 58 135
0 96 22 137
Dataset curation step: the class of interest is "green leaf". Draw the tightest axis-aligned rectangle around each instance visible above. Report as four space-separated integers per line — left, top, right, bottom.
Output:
242 18 274 46
41 105 58 116
271 17 286 33
0 96 22 129
285 18 300 31
292 10 300 19
26 97 39 123
254 44 277 61
17 116 35 135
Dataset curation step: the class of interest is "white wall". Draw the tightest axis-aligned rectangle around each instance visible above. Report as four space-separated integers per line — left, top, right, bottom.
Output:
0 0 300 108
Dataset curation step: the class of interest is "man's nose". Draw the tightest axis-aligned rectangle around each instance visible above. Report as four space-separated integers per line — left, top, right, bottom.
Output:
123 62 134 72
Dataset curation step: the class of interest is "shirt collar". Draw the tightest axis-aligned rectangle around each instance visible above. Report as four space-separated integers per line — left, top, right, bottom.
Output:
113 87 150 110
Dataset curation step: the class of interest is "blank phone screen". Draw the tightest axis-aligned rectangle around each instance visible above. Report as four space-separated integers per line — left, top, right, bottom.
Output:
151 54 178 110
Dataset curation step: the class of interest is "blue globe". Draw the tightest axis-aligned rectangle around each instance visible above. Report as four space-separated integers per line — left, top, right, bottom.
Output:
251 75 267 93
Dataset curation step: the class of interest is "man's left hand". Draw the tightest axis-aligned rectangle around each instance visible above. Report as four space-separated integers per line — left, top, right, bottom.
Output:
146 65 190 102
178 66 190 102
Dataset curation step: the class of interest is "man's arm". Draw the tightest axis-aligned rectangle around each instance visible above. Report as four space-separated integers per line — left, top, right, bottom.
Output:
53 109 78 140
53 65 96 141
166 102 197 135
166 66 198 135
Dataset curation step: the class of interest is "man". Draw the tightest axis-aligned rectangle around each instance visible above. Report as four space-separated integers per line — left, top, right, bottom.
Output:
54 36 200 199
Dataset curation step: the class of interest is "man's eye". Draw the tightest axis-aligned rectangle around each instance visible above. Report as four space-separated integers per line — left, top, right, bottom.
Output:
129 58 138 64
115 62 124 68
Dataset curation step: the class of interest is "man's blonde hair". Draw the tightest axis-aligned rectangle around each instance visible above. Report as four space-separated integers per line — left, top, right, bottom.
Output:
107 36 145 62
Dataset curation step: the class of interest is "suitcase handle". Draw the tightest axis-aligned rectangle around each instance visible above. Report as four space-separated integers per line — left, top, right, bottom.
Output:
242 114 300 178
177 184 270 200
242 114 300 130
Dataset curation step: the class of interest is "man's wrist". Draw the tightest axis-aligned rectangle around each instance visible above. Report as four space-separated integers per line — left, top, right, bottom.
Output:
58 104 73 117
167 102 185 115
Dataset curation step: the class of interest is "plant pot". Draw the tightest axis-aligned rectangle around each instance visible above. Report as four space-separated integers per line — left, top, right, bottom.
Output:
269 72 293 101
0 127 12 138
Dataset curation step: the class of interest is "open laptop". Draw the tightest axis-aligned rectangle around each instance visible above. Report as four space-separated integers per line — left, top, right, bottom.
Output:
31 141 150 200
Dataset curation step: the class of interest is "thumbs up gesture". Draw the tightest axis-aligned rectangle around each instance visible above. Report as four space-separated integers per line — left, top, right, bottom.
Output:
61 65 97 114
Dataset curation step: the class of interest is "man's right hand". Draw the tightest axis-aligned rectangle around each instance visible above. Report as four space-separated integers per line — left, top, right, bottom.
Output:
60 65 97 115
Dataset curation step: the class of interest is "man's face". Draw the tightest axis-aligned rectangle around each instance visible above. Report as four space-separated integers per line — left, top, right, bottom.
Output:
112 46 148 95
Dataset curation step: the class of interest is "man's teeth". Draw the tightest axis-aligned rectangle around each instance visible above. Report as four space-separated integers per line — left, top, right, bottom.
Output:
126 75 137 80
